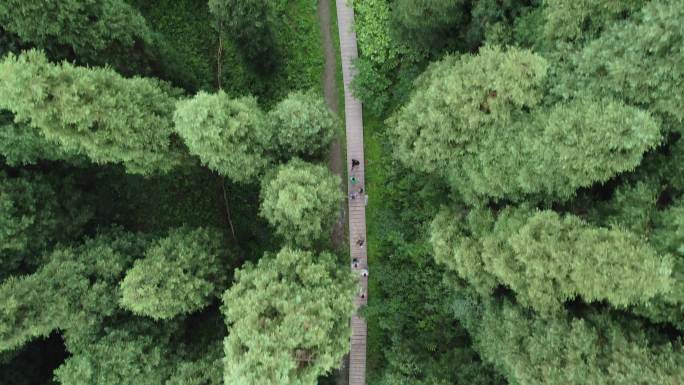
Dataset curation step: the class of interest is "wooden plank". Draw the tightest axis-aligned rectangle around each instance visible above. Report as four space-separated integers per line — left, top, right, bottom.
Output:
335 0 367 384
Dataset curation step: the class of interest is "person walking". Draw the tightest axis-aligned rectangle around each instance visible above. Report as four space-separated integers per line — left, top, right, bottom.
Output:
351 159 360 169
349 192 357 200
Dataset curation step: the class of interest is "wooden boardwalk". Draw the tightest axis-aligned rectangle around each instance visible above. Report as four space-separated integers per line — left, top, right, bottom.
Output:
335 1 367 384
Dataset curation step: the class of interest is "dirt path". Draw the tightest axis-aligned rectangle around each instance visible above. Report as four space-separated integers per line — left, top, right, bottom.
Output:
318 1 349 384
318 0 345 254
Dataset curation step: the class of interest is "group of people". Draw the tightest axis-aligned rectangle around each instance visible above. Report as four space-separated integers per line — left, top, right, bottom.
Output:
352 257 368 300
349 159 366 202
350 158 367 300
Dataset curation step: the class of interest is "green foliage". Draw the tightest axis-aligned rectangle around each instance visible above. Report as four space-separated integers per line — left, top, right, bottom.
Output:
0 50 181 174
166 341 223 385
267 90 337 158
89 164 226 232
359 0 684 382
222 247 356 385
0 171 91 277
459 298 684 385
390 0 465 52
362 113 501 384
120 227 227 320
55 324 173 385
0 231 150 352
584 181 660 235
632 199 684 329
0 0 153 68
129 0 219 92
259 159 342 247
390 46 548 175
173 91 271 183
367 234 504 385
432 206 673 313
450 97 661 202
391 46 662 203
208 0 277 70
542 0 646 42
0 112 68 166
351 0 423 115
574 0 684 128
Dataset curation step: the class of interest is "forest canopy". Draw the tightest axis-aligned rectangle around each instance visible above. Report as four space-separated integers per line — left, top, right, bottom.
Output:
2 0 684 384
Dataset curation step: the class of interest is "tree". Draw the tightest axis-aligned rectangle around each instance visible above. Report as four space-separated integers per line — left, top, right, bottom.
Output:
390 0 465 52
0 171 91 278
456 297 684 385
389 46 548 176
208 0 278 70
259 159 342 247
390 47 662 203
0 111 69 165
174 91 271 183
267 90 338 158
0 230 150 352
55 321 174 385
542 0 646 42
0 0 155 74
166 341 223 385
629 199 684 329
431 206 673 313
120 227 228 320
0 50 181 175
574 0 684 129
222 247 356 385
448 97 661 202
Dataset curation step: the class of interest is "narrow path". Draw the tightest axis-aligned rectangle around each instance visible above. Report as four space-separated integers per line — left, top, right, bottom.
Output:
334 1 368 385
317 1 349 383
318 0 345 252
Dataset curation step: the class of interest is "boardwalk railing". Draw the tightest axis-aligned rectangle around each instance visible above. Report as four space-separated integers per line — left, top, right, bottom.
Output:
335 1 367 384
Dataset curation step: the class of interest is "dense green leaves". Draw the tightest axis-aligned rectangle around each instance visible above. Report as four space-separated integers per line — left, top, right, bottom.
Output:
120 227 227 320
208 0 277 69
574 0 684 127
0 231 149 352
174 91 271 182
432 206 673 313
0 50 181 174
0 171 90 277
0 112 68 165
458 298 684 385
390 0 464 52
260 159 342 247
0 0 153 64
449 97 661 202
391 46 662 203
55 323 173 385
390 46 548 175
222 247 356 385
268 90 337 158
542 0 646 42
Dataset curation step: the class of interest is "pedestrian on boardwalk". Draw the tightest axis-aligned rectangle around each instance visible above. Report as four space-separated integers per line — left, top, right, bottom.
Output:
351 159 360 169
359 187 364 194
356 238 364 247
360 269 368 278
350 176 359 185
352 257 359 269
349 192 357 200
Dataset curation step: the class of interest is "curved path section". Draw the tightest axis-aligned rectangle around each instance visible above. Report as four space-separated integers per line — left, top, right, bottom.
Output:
335 1 367 384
